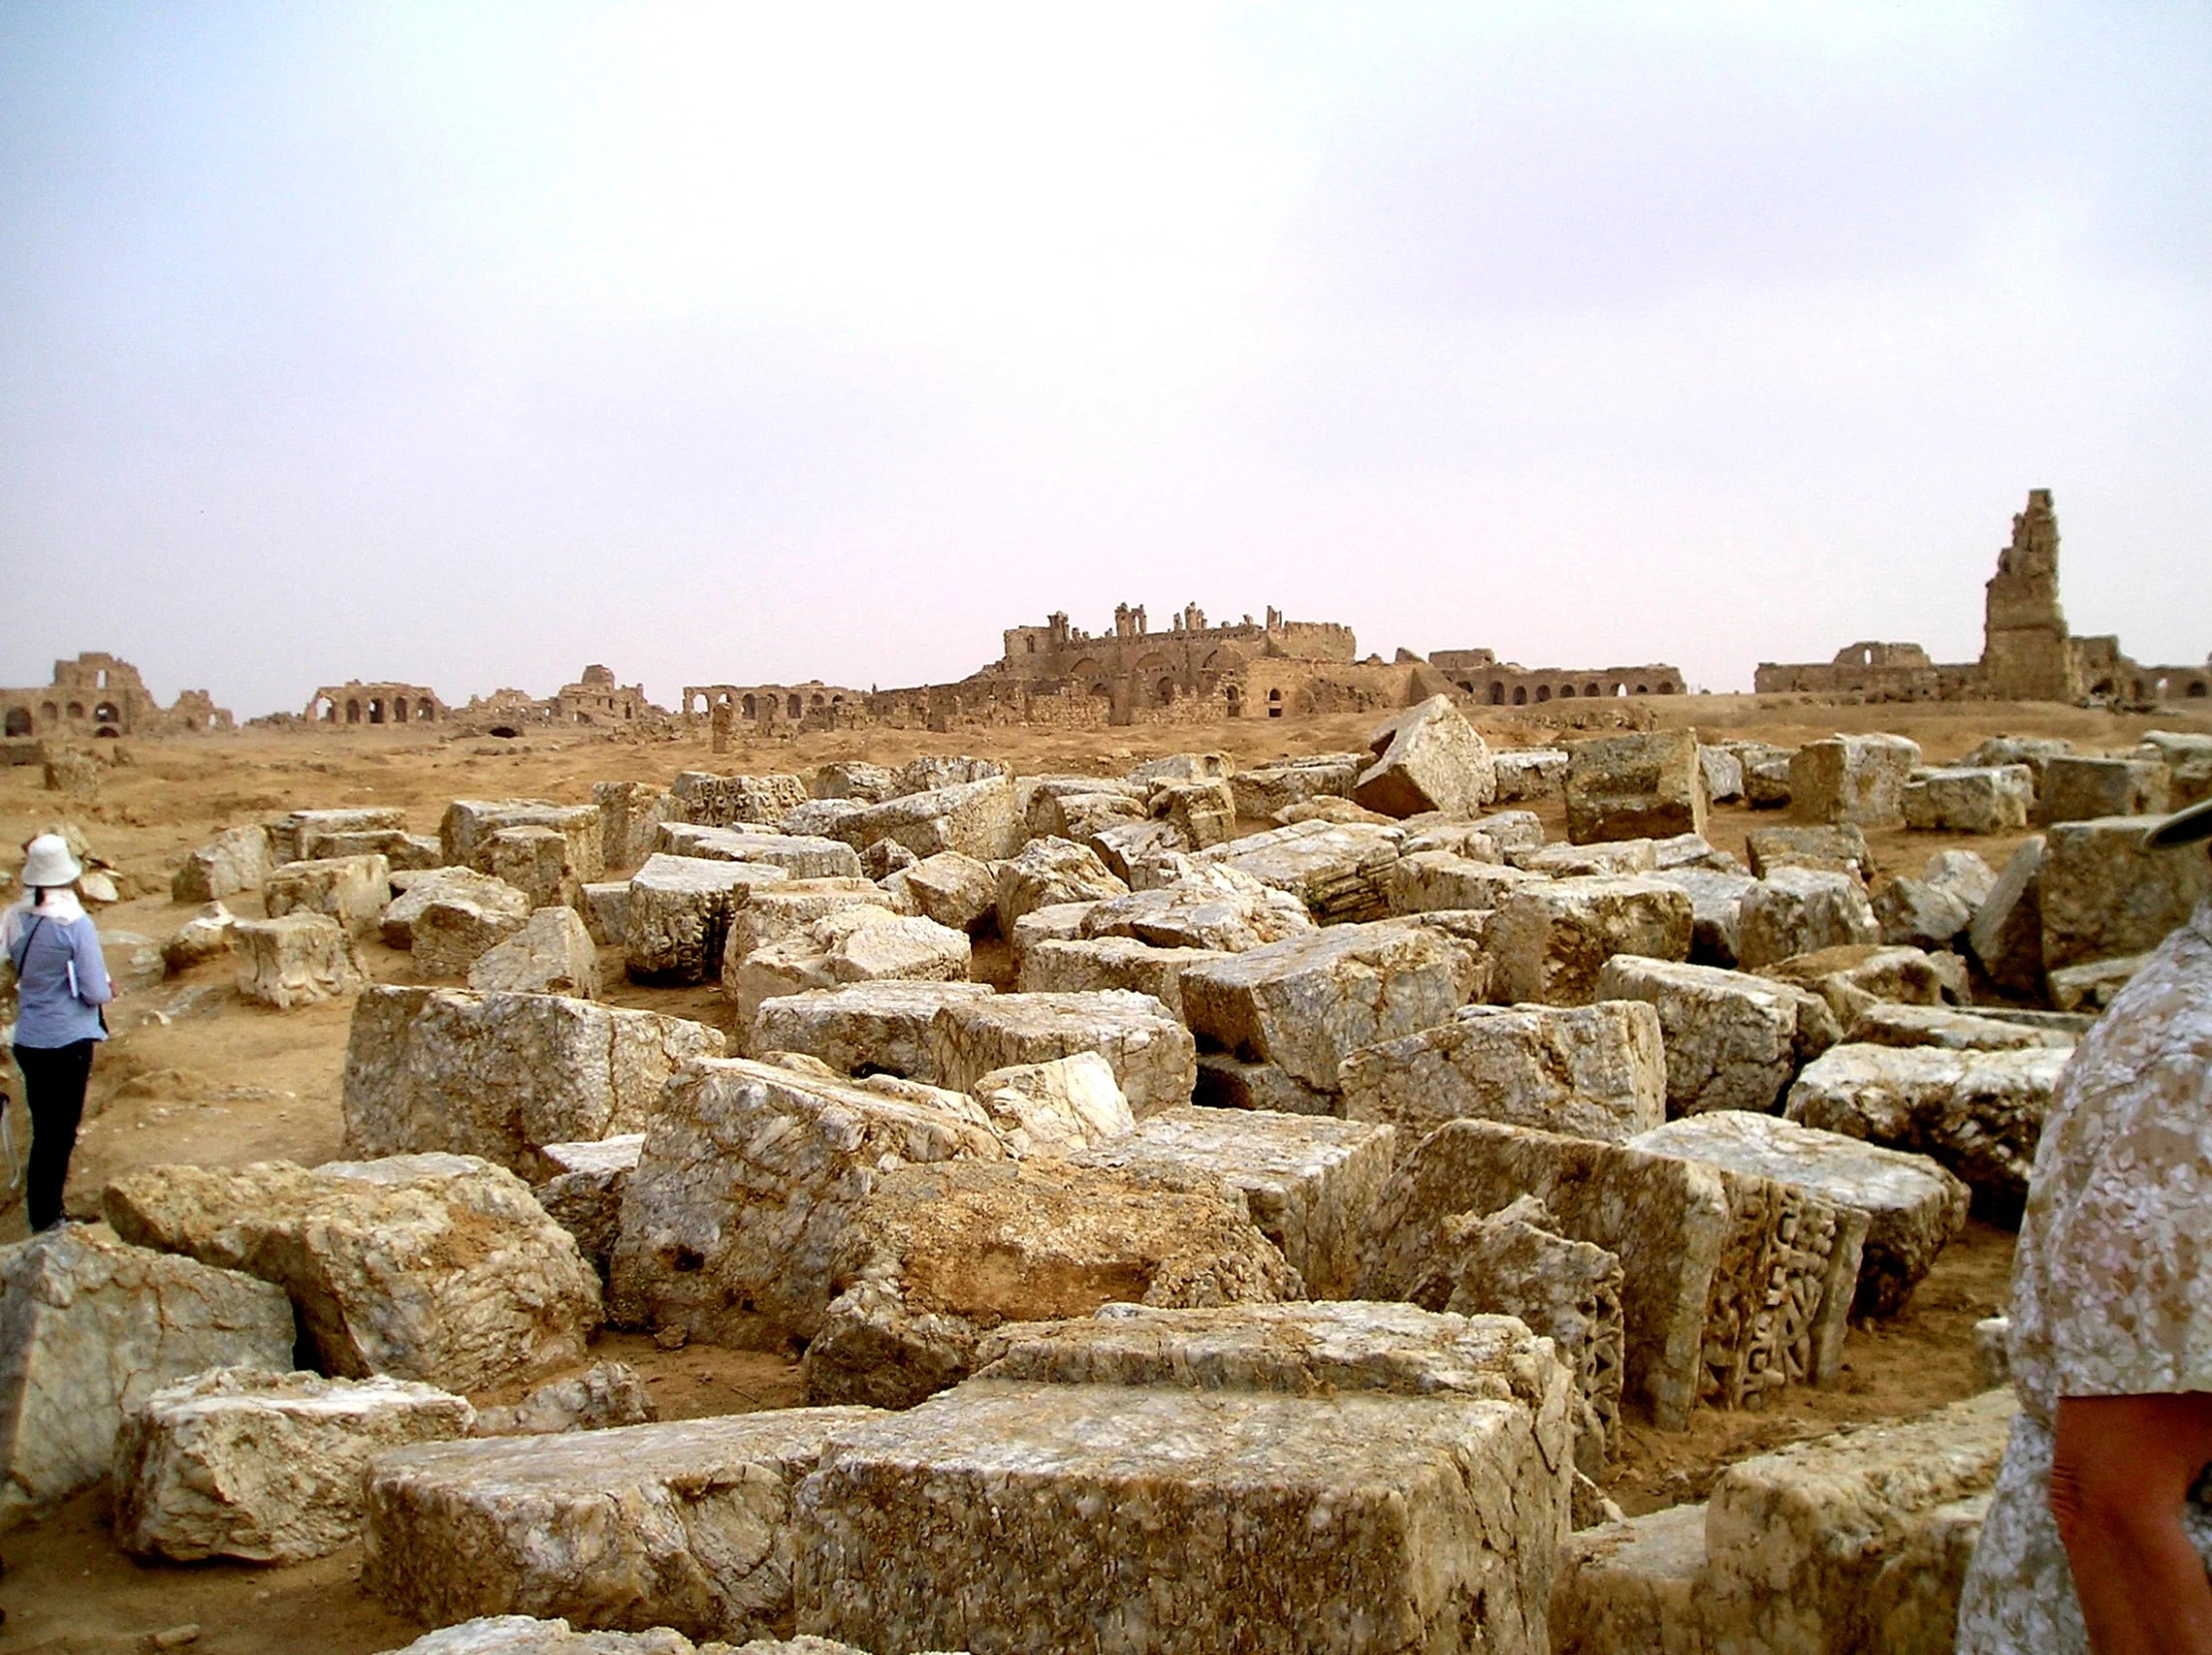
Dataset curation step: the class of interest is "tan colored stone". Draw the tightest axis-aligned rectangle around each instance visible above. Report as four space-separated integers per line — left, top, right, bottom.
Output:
1903 766 2033 834
265 852 391 934
2038 754 2167 825
1967 833 2046 996
171 824 271 904
1788 734 1922 828
1080 862 1317 951
1353 695 1495 819
1191 818 1404 924
1490 874 1694 1005
966 1051 1134 1158
233 912 368 1008
929 989 1196 1118
1736 867 1879 971
821 774 1022 861
625 853 790 983
747 980 994 1081
653 824 863 879
993 836 1127 933
1564 729 1707 845
384 867 530 950
881 851 996 931
1745 822 1874 882
2040 813 2212 974
469 906 601 998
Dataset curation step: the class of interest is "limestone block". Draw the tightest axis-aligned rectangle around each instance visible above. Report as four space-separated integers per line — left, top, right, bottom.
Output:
1192 1053 1337 1115
1784 1042 2068 1211
1387 907 1498 1005
882 851 995 931
531 1136 644 1282
234 912 368 1008
484 826 579 911
626 853 790 983
1146 778 1235 849
967 1051 1134 1158
1651 866 1758 967
1758 942 1952 1030
1341 1001 1666 1146
1492 748 1569 801
747 980 994 1081
1737 867 1879 971
416 890 535 979
1353 694 1495 818
1924 846 2000 909
801 1158 1300 1409
1192 818 1404 924
578 882 627 945
895 755 1004 794
265 852 391 934
364 1409 883 1642
383 1618 825 1654
1080 862 1317 951
162 901 236 973
470 1360 656 1438
1787 734 1923 828
778 799 868 841
1745 823 1874 882
2039 753 2167 825
607 1058 1005 1348
593 781 672 873
0 1224 294 1523
105 1154 602 1393
1027 787 1146 843
1227 753 1365 819
1411 809 1544 858
171 824 271 903
1127 752 1230 786
269 807 406 865
654 824 864 880
1016 935 1225 1020
1180 920 1462 1094
1629 1110 1968 1318
2144 733 2212 808
993 836 1127 933
2040 812 2212 973
297 825 418 861
1875 872 1975 951
1744 755 1793 809
1008 899 1099 956
1967 833 2046 996
1564 729 1707 845
1517 838 1657 877
812 759 902 801
1088 816 1187 877
823 774 1021 862
440 800 563 869
1700 744 1745 805
469 906 601 998
665 771 810 829
114 1367 473 1561
731 910 971 1030
1848 1002 2074 1051
722 878 895 967
1902 765 2033 833
1548 1500 1708 1655
1974 1316 2012 1390
342 984 724 1172
928 989 1195 1118
1593 955 1835 1117
2047 951 2147 1012
1963 735 2073 800
1490 874 1695 1005
385 866 532 950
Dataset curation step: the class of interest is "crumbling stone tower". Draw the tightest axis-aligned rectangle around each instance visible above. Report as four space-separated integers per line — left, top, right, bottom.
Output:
1981 489 2080 703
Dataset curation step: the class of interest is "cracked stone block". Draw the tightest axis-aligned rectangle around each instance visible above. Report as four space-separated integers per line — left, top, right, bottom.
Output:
1593 955 1836 1118
1191 1053 1337 1115
880 851 996 932
172 824 272 903
1389 848 1545 915
1962 736 2073 801
1070 1106 1397 1299
342 985 724 1175
819 774 1022 862
2047 951 2148 1012
163 901 236 974
722 879 895 972
593 781 673 873
365 1409 883 1643
2038 754 2167 826
1788 735 1923 828
1490 875 1694 1005
1128 753 1231 786
1191 818 1404 924
411 885 537 981
966 1052 1134 1158
1080 863 1317 951
1736 867 1879 971
607 1058 1006 1349
1967 834 2046 997
1651 866 1758 968
1015 935 1225 1021
929 989 1196 1119
442 803 604 882
1758 943 1956 1030
234 912 368 1008
747 980 994 1080
626 853 790 983
268 808 406 865
2040 813 2212 975
1849 1002 2074 1051
1517 839 1657 877
994 837 1128 934
729 910 971 1031
1701 745 1745 805
385 868 531 950
484 826 581 911
1354 695 1495 818
666 771 810 829
1493 748 1569 801
1629 1110 1969 1318
114 1367 473 1562
105 1154 602 1393
1340 1001 1666 1147
0 1224 294 1523
1902 766 2033 834
1026 788 1146 844
1150 778 1236 849
470 1360 656 1438
469 906 601 999
654 825 863 880
1876 873 1976 951
1745 823 1875 883
1564 730 1707 845
265 852 392 934
531 1136 644 1283
1227 754 1365 819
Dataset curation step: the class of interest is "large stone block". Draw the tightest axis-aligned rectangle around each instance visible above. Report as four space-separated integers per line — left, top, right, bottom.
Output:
1070 1107 1397 1299
114 1367 472 1561
105 1154 602 1393
1564 729 1707 845
1874 847 1997 951
1902 766 2033 834
747 980 994 1080
1757 942 1956 1029
469 906 601 998
342 985 725 1174
365 1409 883 1643
531 1136 643 1283
383 1616 809 1653
1593 955 1835 1118
1490 875 1694 1005
2039 813 2212 974
1629 1110 1970 1318
1353 695 1495 818
1150 777 1236 849
269 807 407 865
265 852 392 934
1651 865 1759 967
654 824 863 880
1227 753 1365 819
993 836 1127 933
1388 848 1545 915
1492 748 1569 801
729 910 971 1030
593 780 672 873
607 1059 1005 1349
233 912 368 1008
966 1052 1134 1158
2038 753 2167 825
1848 1002 2074 1052
0 1224 294 1524
880 851 996 932
172 824 272 903
385 867 532 950
821 774 1022 862
626 853 790 983
929 989 1196 1118
1080 862 1317 951
1518 838 1656 877
721 879 895 969
484 826 582 911
1191 818 1404 924
1736 867 1879 971
1341 1001 1666 1146
1744 822 1874 883
665 771 810 829
1787 734 1922 828
1015 935 1225 1021
1967 833 2046 996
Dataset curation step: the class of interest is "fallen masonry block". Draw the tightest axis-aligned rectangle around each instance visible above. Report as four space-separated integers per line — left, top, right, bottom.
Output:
2040 813 2212 975
654 824 863 880
0 1223 294 1524
813 759 903 801
343 985 724 1174
470 1360 656 1438
1564 729 1707 845
626 853 790 983
1592 955 1836 1118
880 850 996 931
747 980 993 1081
1967 834 2046 997
966 1052 1134 1158
1701 744 1745 805
1192 818 1404 924
1784 1042 2069 1214
722 878 895 969
364 1409 884 1643
469 906 601 999
1089 815 1186 875
163 901 236 973
265 852 391 934
1025 786 1145 844
105 1154 602 1393
994 836 1128 933
1651 865 1759 967
234 912 368 1008
1758 942 1956 1029
1745 754 1793 809
1128 752 1231 786
1009 899 1100 957
1963 734 2073 799
821 774 1022 862
1354 694 1495 818
114 1367 473 1562
1629 1110 1969 1318
1902 765 2033 834
385 867 532 949
665 771 810 829
1388 848 1545 915
269 807 407 865
1015 935 1225 1021
593 780 673 873
2047 951 2146 1012
336 1614 768 1654
929 989 1196 1118
801 1158 1300 1410
1745 822 1875 883
2038 753 2167 826
1070 1106 1397 1299
1150 777 1236 849
1848 1002 2074 1051
896 755 1005 794
1386 907 1498 1005
1652 831 1740 873
412 887 536 981
1875 870 1976 952
1788 734 1922 828
729 910 971 1030
1517 838 1657 877
484 826 581 911
1192 1053 1336 1116
1227 753 1365 819
531 1136 644 1282
440 802 600 879
1340 1001 1666 1147
1490 874 1694 1005
608 1058 1005 1349
1080 861 1316 951
1736 867 1879 971
172 823 272 903
1492 748 1568 801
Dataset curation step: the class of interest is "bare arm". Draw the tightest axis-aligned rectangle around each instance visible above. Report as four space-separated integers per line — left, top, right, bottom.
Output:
2052 1391 2212 1655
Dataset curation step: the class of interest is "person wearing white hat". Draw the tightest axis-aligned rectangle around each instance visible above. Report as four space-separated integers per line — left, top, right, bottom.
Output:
2 832 114 1231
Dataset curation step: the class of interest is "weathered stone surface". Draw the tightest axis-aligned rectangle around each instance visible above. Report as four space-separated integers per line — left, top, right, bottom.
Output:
1080 861 1317 952
807 762 895 802
821 774 1022 862
1341 1001 1666 1146
269 807 407 865
1564 729 1707 845
531 1136 644 1282
2038 753 2167 825
1149 778 1236 849
172 824 272 903
1192 1053 1337 1115
1848 1002 2074 1051
1630 1110 1970 1318
929 989 1195 1118
416 894 537 983
105 1154 602 1393
881 851 995 932
114 1367 472 1562
470 1361 657 1438
1228 753 1364 819
993 836 1127 934
1745 823 1874 883
894 755 1005 794
802 1159 1300 1410
1594 955 1836 1117
1903 765 2034 834
365 1409 882 1642
163 901 236 973
2044 950 2143 1012
1875 850 1992 950
593 781 672 874
1492 748 1569 801
367 1614 771 1654
1963 735 2073 799
1015 935 1225 1020
1387 906 1498 1005
1353 695 1495 819
1745 755 1793 810
468 906 601 998
1070 1107 1396 1300
265 852 392 934
747 980 994 1082
1518 838 1657 877
342 985 724 1173
721 879 894 969
484 826 581 911
1758 942 1953 1030
1966 835 2044 998
1651 865 1759 967
1388 848 1542 916
2039 812 2212 974
1490 874 1695 1005
667 771 811 830
1026 787 1146 844
234 912 368 1008
1008 900 1099 958
1788 734 1922 828
1736 867 1879 970
1784 1042 2068 1211
385 867 531 950
607 1059 1005 1349
652 825 863 881
1128 752 1230 787
440 803 603 882
966 1052 1134 1158
0 1224 294 1524
1700 745 1745 806
730 910 971 1029
1192 818 1404 924
1088 816 1187 876
626 853 790 983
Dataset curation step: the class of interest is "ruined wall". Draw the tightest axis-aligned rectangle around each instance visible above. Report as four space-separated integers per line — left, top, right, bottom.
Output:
1432 656 1687 708
308 682 448 727
554 664 657 726
0 653 233 739
1981 489 2081 702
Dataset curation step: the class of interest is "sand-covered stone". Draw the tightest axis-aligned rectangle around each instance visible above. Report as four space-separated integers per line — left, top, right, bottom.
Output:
1737 866 1879 970
965 1052 1134 1158
163 900 237 973
1564 729 1707 845
747 980 993 1081
1191 818 1404 924
1593 955 1836 1118
1079 861 1316 951
469 1360 656 1438
1353 695 1495 819
928 989 1195 1118
626 853 790 983
1493 748 1569 801
234 912 368 1008
2039 813 2212 974
468 906 601 998
172 824 272 903
1490 874 1694 1005
1788 734 1922 828
1744 822 1875 883
653 824 863 880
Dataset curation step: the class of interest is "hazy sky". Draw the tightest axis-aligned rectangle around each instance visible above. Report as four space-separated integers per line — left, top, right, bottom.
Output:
3 2 2207 717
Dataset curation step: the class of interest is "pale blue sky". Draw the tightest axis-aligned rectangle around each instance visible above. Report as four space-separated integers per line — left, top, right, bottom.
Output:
2 3 2206 715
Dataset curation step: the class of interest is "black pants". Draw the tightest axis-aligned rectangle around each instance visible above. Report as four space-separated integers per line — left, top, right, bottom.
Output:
12 1040 94 1232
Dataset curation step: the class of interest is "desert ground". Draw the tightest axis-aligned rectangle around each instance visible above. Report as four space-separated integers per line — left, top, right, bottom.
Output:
1 690 2206 1654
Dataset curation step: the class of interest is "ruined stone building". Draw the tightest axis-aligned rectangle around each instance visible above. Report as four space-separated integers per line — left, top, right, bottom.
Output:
306 681 448 726
554 664 656 726
680 681 869 734
1428 648 1687 707
0 653 232 739
1756 490 2211 704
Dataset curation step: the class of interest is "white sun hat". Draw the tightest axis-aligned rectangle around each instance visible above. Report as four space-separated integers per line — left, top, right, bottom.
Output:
20 833 83 888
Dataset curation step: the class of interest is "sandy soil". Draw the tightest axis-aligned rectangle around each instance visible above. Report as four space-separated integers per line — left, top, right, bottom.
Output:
0 694 2204 1651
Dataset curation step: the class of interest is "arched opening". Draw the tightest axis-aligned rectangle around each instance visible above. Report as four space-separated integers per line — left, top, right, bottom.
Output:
1585 683 1600 698
1266 687 1283 720
418 701 436 721
1026 637 1036 653
810 693 825 708
1613 685 1627 698
93 701 121 727
2090 678 2114 699
1560 684 1576 698
787 694 802 719
346 699 362 723
1155 678 1175 707
368 698 386 725
1512 686 1527 705
1535 684 1551 702
1224 684 1243 719
40 702 57 724
1659 681 1680 695
96 669 109 689
2132 680 2146 700
3 708 31 737
393 697 409 723
742 694 757 718
1489 682 1505 705
2191 682 2209 699
66 703 84 720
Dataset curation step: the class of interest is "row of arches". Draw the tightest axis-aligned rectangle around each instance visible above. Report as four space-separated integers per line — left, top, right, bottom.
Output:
2 701 123 737
314 696 438 725
1464 678 1680 706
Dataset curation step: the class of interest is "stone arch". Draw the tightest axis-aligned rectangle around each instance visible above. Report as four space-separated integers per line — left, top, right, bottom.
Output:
1535 685 1552 702
1585 683 1601 698
368 698 387 724
1489 682 1505 705
3 708 30 738
2191 681 2210 699
1266 687 1283 720
1154 678 1175 707
40 702 57 724
810 693 825 708
93 700 121 727
788 694 802 719
67 703 85 720
1560 684 1576 698
393 697 409 723
346 699 361 723
742 694 757 718
1512 686 1527 705
418 701 437 722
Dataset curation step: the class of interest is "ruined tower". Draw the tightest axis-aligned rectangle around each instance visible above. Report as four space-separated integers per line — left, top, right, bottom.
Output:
1981 489 2080 703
